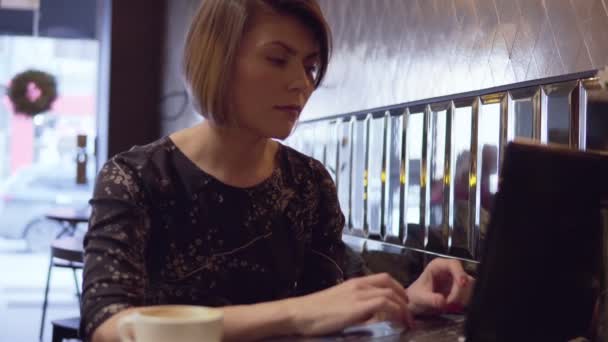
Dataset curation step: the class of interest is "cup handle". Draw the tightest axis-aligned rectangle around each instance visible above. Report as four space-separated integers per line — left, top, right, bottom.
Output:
117 314 137 342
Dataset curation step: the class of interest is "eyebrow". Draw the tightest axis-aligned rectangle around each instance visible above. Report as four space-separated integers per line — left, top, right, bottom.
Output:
265 41 319 60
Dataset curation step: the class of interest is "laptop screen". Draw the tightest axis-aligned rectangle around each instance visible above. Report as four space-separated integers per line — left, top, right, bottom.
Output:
465 142 608 341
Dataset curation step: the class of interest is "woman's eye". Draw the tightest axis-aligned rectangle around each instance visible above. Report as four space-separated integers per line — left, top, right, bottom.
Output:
267 57 287 67
306 65 319 78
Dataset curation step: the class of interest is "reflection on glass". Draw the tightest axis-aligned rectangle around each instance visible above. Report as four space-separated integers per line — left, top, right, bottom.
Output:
451 105 473 258
350 117 368 234
544 81 576 146
428 106 448 253
514 100 534 140
509 87 539 141
582 79 608 151
325 121 338 183
404 111 424 248
384 113 404 242
479 100 501 244
367 116 385 238
337 119 353 230
0 36 99 187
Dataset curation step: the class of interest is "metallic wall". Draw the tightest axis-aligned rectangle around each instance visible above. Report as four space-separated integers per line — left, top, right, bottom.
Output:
302 0 608 120
289 73 607 262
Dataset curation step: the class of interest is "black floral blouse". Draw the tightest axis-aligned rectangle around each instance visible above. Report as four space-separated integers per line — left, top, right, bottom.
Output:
80 136 366 340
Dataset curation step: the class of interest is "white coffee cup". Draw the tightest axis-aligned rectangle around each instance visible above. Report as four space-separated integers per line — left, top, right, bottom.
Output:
117 305 223 342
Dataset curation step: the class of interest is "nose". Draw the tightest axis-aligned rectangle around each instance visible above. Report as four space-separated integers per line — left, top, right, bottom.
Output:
287 66 314 94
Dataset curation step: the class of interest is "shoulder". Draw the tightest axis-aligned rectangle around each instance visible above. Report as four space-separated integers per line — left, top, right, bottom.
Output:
109 136 173 169
280 143 334 184
96 137 175 195
99 136 177 175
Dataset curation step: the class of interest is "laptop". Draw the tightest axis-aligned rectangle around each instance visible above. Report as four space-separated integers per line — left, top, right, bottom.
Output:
465 142 608 341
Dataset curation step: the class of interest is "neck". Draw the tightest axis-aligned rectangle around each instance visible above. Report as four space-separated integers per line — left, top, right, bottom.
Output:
201 121 273 170
172 121 278 187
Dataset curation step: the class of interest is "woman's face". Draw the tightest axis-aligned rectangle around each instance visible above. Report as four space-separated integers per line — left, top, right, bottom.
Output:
229 11 321 140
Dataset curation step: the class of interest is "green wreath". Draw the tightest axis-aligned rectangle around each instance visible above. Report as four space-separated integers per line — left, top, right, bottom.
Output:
7 70 58 117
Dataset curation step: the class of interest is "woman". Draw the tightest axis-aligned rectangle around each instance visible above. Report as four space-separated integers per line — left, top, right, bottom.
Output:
81 1 474 341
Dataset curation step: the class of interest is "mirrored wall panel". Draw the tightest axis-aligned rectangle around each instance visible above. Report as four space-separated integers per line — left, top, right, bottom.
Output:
582 79 608 151
337 119 353 230
509 87 540 141
350 116 369 235
427 103 450 253
295 124 309 155
384 110 406 243
325 121 339 183
403 108 426 249
367 115 386 238
320 72 602 263
311 122 326 164
478 95 504 251
451 100 474 259
543 81 577 146
298 124 314 156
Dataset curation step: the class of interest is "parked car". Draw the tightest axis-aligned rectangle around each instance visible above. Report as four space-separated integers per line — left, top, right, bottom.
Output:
0 161 94 251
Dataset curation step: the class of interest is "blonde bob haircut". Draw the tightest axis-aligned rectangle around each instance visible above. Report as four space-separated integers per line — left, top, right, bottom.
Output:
183 0 332 124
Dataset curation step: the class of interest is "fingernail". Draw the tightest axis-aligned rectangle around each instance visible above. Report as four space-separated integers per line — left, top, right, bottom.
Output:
445 303 464 313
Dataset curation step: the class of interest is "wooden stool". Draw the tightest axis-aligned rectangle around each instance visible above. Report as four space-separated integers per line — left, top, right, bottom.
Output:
39 237 84 341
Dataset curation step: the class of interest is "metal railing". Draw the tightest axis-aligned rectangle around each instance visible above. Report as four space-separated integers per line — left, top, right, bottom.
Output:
286 70 607 262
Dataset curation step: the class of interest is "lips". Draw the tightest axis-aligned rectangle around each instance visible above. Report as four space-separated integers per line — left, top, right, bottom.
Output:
274 105 301 120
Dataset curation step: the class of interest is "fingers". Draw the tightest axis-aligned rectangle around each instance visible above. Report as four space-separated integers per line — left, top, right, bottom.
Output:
357 273 409 306
409 290 446 316
430 258 467 280
446 275 466 304
358 294 414 328
357 287 407 309
448 275 475 308
445 260 472 306
430 258 475 307
349 276 414 328
360 297 402 323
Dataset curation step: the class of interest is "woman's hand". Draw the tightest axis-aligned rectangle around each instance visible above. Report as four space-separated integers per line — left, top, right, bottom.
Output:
287 273 415 336
406 258 475 316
